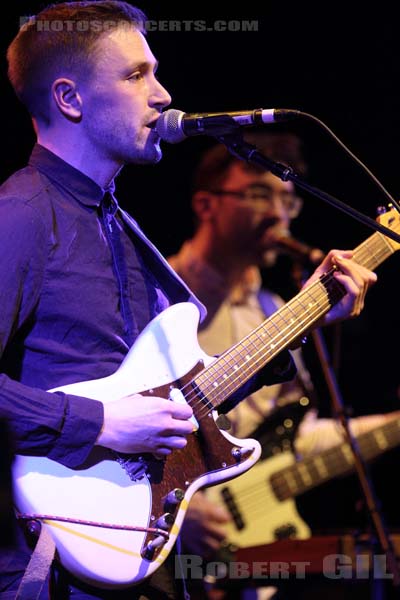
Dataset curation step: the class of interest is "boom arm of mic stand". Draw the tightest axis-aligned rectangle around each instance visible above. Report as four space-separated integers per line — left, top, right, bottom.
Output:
217 133 400 245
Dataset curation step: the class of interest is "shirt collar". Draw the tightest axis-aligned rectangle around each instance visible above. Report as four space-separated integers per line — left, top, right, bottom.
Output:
28 143 108 207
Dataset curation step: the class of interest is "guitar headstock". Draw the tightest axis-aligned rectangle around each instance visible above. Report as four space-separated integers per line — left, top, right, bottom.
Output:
376 204 400 252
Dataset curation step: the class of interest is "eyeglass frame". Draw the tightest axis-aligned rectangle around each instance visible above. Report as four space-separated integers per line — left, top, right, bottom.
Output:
209 184 303 218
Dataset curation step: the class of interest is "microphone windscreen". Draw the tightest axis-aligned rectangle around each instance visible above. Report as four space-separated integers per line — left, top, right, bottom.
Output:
156 109 186 143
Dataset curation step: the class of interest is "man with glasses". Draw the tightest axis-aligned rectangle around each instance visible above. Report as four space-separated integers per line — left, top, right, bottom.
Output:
169 132 397 596
169 131 310 442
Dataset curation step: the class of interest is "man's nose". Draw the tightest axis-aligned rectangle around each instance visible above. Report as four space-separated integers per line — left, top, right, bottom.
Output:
261 195 288 219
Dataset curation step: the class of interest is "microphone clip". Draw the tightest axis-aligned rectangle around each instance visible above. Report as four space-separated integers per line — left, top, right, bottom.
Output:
184 115 241 137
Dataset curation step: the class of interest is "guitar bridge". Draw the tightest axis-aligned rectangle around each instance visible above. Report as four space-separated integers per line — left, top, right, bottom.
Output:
115 454 148 481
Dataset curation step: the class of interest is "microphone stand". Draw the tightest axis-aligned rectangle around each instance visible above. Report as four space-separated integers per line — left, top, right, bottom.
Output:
216 131 400 245
292 262 400 591
216 131 400 587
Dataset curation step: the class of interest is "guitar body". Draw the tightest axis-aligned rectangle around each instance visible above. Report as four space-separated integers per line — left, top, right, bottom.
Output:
12 208 400 589
206 451 311 547
13 303 261 588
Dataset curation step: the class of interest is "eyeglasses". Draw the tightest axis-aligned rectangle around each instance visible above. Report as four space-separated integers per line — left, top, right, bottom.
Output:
210 184 302 218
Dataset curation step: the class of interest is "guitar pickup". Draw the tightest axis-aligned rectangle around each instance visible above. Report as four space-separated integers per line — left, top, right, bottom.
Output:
221 486 245 531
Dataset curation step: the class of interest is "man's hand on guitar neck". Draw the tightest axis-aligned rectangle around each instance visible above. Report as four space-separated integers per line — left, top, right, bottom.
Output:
96 394 194 458
302 249 377 326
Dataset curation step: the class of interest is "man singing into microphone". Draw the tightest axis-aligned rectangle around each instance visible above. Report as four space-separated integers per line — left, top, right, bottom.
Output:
0 2 384 598
168 131 398 591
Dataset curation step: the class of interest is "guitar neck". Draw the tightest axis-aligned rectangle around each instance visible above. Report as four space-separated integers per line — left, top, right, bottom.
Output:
271 416 400 500
191 229 395 411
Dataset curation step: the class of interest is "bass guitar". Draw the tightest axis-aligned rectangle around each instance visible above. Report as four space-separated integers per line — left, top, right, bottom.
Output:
206 412 400 547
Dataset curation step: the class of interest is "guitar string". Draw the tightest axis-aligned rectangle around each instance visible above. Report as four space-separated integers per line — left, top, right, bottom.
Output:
15 236 396 543
199 236 397 537
180 241 390 419
17 242 394 542
213 418 400 516
182 238 387 415
182 270 343 418
181 270 339 415
13 277 338 531
186 293 332 420
269 418 400 499
187 278 342 421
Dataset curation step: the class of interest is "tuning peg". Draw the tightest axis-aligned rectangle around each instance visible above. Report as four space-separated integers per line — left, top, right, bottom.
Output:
388 202 400 213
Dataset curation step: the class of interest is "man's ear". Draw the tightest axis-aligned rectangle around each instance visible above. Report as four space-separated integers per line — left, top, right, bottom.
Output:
51 78 82 120
192 191 216 222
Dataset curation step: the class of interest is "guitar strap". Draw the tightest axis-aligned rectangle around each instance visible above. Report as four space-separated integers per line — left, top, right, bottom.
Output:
14 526 55 600
12 199 206 598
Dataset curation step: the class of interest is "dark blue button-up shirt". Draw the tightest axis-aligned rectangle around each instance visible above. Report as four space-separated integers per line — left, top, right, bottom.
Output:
0 144 295 469
0 144 205 468
0 144 296 590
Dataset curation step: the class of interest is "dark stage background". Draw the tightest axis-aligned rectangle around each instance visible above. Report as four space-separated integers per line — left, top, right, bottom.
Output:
1 1 400 545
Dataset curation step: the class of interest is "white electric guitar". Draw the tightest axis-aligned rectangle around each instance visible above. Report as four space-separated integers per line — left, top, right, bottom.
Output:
206 413 400 547
12 208 400 589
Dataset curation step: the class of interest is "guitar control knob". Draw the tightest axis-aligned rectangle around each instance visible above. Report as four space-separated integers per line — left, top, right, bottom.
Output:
155 513 174 530
141 535 167 560
377 206 387 215
26 519 41 536
164 488 185 511
165 488 184 504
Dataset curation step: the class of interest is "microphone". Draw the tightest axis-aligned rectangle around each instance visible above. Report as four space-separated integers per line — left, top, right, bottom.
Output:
274 234 325 266
156 108 301 144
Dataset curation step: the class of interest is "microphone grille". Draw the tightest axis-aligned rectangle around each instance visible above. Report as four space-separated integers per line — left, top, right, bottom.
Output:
156 109 186 143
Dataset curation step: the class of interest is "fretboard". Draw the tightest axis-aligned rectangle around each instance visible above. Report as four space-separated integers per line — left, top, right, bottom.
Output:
191 229 395 412
271 416 400 501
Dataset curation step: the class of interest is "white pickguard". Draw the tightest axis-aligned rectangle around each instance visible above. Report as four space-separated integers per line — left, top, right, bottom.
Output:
206 451 311 547
13 303 261 588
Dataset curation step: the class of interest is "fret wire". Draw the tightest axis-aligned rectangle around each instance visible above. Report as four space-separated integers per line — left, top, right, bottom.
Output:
354 232 394 269
211 421 400 510
191 291 333 414
272 418 400 498
292 291 318 314
377 231 398 254
273 445 359 498
185 228 395 413
192 293 331 410
190 286 329 412
194 330 272 392
352 239 389 271
355 238 387 270
183 220 399 410
191 290 317 406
